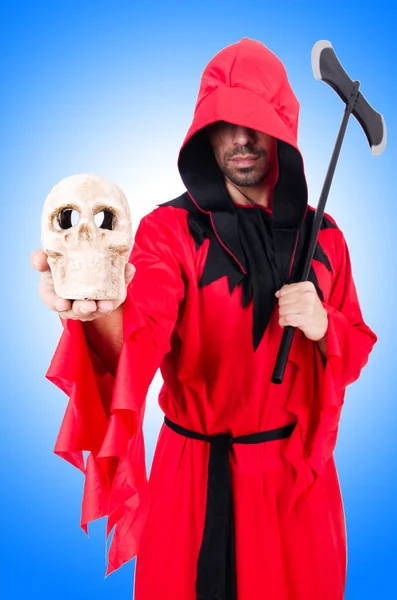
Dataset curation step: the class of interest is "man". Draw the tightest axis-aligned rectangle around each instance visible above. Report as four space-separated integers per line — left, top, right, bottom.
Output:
32 38 376 599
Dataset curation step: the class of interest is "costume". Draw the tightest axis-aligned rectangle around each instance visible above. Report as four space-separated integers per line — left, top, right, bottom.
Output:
46 38 377 599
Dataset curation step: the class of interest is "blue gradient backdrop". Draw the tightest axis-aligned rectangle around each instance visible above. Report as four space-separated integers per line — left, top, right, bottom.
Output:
1 1 395 598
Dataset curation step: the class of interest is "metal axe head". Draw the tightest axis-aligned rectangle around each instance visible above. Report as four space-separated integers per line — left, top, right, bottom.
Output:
311 40 386 156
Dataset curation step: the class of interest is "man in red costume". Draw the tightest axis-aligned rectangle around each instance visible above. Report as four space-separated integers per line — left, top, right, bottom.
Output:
32 38 377 599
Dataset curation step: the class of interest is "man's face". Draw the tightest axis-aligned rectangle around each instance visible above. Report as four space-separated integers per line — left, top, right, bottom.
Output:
207 121 277 187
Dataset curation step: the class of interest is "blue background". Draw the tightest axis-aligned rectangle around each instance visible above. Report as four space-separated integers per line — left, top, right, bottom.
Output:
1 1 395 598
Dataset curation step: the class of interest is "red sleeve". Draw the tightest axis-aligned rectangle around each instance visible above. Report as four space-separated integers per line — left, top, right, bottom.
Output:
46 207 185 575
307 226 377 477
322 227 377 390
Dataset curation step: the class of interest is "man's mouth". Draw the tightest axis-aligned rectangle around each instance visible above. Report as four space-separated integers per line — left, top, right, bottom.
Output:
230 155 259 166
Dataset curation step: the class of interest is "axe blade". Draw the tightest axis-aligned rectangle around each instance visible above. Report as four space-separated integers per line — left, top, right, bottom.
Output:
312 40 387 155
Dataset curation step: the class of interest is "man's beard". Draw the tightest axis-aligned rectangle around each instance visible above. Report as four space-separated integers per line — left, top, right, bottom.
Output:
221 145 271 187
222 162 271 187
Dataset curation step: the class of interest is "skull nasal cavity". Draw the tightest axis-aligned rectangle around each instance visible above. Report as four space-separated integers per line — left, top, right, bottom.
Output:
77 224 93 241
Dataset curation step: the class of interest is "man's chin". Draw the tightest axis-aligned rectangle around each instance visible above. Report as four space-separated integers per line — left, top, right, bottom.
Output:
225 167 266 187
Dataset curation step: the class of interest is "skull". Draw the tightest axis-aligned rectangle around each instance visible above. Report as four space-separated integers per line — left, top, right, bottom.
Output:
41 173 132 301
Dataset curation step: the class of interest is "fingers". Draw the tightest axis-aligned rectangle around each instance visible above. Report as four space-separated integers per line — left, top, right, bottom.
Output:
54 297 73 312
277 289 315 328
40 280 118 320
34 248 130 321
71 300 98 318
278 313 308 328
67 299 119 320
277 290 316 307
58 308 99 321
275 281 315 298
56 301 98 321
96 300 116 314
40 282 72 313
279 304 314 321
31 249 50 272
276 281 327 341
33 248 64 312
125 262 136 285
53 300 115 321
38 267 72 312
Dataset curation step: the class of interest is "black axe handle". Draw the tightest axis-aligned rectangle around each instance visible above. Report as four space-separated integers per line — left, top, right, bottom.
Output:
271 41 386 384
271 99 356 384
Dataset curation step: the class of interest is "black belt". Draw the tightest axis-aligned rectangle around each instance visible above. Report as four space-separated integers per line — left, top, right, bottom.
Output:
164 415 296 600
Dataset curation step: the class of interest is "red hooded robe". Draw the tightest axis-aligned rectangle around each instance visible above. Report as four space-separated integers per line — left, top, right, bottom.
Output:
46 38 377 600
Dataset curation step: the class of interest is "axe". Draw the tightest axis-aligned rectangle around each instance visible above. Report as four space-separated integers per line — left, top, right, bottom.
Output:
271 40 386 384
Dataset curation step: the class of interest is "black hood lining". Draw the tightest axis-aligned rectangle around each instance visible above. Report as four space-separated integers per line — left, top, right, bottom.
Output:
178 128 308 231
178 128 308 283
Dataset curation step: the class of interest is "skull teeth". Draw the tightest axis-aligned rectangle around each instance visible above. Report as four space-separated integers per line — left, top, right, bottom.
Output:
69 257 104 270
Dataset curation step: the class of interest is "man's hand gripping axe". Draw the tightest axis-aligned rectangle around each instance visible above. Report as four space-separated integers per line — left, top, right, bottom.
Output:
272 40 387 384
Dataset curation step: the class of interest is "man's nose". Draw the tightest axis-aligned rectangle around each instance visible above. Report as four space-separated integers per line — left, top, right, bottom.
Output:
232 125 256 146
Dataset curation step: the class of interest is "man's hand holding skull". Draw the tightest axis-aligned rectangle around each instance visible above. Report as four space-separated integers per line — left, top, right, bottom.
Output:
31 249 135 321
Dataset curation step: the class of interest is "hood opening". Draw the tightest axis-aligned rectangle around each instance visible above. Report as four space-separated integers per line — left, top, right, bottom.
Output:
178 128 307 232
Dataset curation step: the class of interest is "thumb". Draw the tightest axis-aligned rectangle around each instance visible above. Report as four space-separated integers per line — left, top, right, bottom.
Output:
125 262 136 284
31 249 50 272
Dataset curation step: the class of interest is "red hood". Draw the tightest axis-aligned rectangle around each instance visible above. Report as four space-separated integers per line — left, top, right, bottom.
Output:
181 37 300 150
178 38 308 232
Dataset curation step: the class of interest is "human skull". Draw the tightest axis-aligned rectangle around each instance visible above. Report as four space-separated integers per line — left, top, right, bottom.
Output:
41 173 132 300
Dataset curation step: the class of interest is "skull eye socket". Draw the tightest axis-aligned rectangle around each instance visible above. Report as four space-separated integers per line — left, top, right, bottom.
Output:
94 209 114 230
57 208 79 230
